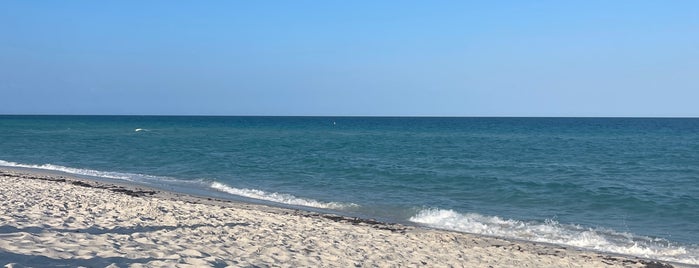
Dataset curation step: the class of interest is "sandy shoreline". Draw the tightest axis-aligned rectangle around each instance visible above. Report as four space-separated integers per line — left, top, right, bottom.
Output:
0 168 682 267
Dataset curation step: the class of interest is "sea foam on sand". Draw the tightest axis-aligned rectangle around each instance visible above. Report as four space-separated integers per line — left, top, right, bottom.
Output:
0 169 682 267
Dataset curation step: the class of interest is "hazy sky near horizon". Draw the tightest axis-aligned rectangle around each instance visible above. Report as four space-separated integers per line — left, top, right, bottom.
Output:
1 1 698 116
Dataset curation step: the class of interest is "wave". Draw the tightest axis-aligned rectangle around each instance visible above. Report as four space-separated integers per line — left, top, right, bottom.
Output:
0 160 212 185
0 159 357 211
3 158 694 264
409 208 698 265
0 159 141 181
211 182 358 210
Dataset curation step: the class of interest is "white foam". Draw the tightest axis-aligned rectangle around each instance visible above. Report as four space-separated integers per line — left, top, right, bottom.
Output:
0 160 139 180
211 182 358 210
0 159 195 187
409 208 698 265
0 160 359 210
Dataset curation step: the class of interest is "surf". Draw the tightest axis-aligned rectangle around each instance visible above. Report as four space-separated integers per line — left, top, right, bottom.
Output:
210 182 358 210
0 159 137 181
409 208 699 265
0 159 358 211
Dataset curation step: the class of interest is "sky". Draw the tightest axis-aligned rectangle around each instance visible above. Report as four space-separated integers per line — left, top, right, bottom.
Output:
1 1 698 117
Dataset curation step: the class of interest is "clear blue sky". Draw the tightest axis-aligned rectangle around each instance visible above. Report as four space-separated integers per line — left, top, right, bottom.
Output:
1 1 698 116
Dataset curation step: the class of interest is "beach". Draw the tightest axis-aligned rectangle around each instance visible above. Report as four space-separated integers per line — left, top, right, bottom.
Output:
0 168 680 267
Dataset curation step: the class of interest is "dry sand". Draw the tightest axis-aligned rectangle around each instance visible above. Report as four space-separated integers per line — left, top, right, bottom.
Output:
0 168 682 267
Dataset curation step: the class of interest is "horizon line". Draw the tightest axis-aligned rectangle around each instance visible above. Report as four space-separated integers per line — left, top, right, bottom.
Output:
1 113 699 119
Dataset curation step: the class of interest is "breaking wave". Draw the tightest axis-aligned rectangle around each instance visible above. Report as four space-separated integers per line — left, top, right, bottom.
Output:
0 159 358 210
0 159 138 181
409 208 698 265
211 182 358 210
0 159 202 186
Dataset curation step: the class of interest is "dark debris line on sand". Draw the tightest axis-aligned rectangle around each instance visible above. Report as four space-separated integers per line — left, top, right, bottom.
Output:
0 171 157 197
600 255 676 268
318 214 409 234
640 261 675 268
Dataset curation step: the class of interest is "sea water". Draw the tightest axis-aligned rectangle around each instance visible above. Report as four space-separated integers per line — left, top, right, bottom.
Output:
1 115 697 264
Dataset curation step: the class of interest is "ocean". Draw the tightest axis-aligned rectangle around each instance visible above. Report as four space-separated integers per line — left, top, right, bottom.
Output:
1 115 697 264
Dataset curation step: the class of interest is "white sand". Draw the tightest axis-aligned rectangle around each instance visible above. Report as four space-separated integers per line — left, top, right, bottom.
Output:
0 169 679 267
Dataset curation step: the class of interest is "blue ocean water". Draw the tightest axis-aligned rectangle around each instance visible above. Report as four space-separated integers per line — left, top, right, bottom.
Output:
1 115 697 264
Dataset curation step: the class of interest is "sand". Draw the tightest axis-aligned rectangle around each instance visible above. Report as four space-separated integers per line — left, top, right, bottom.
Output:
0 168 681 267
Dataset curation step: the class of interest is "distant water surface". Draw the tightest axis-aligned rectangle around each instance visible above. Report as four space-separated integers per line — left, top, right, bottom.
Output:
1 116 697 264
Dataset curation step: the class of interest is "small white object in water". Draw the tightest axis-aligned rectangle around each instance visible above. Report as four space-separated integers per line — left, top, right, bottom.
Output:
134 128 144 132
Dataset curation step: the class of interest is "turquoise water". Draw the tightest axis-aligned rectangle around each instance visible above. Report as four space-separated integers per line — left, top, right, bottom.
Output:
1 115 698 264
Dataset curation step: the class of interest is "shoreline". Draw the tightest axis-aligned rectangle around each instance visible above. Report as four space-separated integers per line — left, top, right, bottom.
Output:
0 168 685 267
